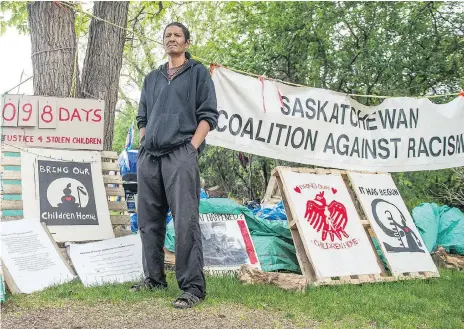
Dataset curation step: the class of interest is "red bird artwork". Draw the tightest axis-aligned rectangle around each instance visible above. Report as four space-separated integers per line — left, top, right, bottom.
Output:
304 191 349 241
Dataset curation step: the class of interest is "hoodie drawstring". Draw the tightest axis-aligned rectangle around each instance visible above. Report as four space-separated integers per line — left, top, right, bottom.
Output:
187 65 193 102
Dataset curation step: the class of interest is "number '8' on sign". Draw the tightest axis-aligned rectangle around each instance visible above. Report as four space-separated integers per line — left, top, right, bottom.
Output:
38 98 57 129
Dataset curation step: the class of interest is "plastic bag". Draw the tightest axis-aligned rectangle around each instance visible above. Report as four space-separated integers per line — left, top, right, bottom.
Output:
412 203 464 255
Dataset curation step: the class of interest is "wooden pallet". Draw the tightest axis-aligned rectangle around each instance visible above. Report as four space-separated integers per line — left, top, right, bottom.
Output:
268 166 439 286
0 144 131 236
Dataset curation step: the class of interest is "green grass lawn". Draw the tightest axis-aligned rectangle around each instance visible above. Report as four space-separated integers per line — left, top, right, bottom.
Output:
3 269 464 329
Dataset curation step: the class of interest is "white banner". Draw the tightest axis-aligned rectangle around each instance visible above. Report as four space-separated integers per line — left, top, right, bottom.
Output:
208 67 464 172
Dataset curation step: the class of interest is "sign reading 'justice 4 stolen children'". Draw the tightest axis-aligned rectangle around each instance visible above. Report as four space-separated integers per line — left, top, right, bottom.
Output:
1 94 104 150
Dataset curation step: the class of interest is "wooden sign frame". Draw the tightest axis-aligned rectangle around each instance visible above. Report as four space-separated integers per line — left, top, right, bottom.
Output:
264 166 439 286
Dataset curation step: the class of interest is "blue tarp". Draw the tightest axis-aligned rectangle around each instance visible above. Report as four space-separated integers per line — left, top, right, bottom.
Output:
249 201 288 221
118 149 138 177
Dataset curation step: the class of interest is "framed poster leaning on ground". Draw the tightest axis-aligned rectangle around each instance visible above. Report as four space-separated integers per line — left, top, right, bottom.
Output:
199 213 260 275
348 172 439 275
278 169 382 278
21 148 115 242
0 219 75 294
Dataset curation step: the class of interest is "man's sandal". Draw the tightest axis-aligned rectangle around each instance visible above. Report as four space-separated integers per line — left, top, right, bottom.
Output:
172 292 204 309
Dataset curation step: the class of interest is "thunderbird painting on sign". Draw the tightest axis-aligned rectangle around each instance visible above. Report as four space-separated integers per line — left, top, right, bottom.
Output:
303 190 349 242
280 170 381 278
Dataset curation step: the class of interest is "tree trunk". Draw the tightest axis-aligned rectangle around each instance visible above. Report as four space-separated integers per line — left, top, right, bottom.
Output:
261 159 269 193
79 1 129 151
248 154 253 200
27 2 78 97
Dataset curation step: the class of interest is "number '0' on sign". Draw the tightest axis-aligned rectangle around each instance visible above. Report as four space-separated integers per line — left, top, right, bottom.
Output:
1 95 20 127
38 97 57 129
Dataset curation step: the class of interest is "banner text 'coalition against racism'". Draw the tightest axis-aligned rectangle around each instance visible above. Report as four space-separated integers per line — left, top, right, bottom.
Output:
216 95 464 160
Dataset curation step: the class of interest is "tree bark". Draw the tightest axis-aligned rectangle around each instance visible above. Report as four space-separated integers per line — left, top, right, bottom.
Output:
79 1 129 150
27 2 78 97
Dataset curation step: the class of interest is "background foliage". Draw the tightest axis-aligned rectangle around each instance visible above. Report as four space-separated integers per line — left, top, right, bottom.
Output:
2 1 463 210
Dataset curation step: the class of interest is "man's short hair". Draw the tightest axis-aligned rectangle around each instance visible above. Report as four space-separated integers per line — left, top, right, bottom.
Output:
211 222 226 229
163 22 190 42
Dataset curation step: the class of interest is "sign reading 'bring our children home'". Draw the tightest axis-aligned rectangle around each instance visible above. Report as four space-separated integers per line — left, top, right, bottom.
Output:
1 94 104 151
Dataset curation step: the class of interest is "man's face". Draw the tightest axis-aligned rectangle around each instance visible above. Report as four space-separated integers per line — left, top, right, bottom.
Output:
163 25 189 55
213 225 226 238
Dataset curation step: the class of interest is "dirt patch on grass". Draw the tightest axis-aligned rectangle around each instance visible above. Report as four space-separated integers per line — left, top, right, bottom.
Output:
2 299 314 329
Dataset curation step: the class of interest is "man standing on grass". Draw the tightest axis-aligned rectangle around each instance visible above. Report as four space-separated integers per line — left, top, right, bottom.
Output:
132 22 218 309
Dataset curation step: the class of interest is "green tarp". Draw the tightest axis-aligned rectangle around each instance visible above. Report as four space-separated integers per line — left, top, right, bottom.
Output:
0 275 5 302
412 203 464 255
165 198 300 273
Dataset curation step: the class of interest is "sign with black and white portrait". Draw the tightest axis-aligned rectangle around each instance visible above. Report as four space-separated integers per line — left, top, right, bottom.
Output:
21 148 115 242
38 160 98 226
199 213 260 275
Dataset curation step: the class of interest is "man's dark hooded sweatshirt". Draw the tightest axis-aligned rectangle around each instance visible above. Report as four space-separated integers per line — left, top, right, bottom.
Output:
135 52 218 299
136 52 218 155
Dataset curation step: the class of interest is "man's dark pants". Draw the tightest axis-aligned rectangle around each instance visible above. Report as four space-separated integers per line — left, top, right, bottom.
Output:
136 142 206 299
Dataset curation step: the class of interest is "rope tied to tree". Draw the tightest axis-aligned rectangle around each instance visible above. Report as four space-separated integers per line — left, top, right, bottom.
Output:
31 47 76 58
69 12 79 98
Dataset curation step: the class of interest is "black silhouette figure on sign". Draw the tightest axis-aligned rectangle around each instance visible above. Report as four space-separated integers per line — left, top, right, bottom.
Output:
371 199 425 253
58 183 79 211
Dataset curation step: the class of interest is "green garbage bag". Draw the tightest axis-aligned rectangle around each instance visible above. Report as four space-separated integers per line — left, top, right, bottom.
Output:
371 237 389 271
412 203 464 255
165 221 176 252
